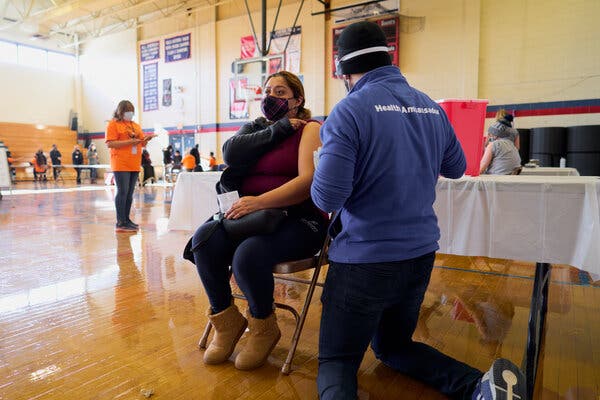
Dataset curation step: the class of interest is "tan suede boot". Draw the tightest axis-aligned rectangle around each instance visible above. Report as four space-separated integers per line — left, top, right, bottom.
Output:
203 304 248 365
234 311 281 370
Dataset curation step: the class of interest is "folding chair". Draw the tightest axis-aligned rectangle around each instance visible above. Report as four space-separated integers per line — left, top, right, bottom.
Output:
198 233 331 374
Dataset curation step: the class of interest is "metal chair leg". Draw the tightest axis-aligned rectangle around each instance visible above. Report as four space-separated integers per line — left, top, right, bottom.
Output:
198 321 212 349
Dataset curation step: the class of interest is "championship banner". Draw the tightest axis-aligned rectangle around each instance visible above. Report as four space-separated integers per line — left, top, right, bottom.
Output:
269 26 301 74
229 78 249 120
140 41 160 62
165 33 191 62
143 63 159 111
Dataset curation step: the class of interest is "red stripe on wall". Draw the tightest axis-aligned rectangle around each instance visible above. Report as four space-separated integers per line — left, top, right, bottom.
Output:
486 105 600 118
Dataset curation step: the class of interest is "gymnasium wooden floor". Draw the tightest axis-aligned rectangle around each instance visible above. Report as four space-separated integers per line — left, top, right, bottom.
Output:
1 181 598 400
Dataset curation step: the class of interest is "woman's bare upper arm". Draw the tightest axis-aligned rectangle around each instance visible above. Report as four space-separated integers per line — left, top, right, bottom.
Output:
298 121 321 176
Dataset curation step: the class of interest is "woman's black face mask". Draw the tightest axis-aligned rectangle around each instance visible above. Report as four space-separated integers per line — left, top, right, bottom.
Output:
261 95 292 121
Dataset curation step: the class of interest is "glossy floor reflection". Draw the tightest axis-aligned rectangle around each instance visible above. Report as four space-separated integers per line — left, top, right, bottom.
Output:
0 183 598 399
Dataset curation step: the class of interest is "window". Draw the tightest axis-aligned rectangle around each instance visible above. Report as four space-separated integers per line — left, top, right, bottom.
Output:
0 40 18 64
0 39 75 72
48 51 75 73
18 45 47 69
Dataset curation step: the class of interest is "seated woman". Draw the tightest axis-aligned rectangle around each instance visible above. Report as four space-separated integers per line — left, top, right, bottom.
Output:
480 120 521 175
182 149 196 172
30 148 48 182
494 109 520 149
189 71 327 370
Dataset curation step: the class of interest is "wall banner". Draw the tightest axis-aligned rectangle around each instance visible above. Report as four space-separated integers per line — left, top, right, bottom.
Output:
165 33 191 63
269 26 301 74
143 63 159 111
162 78 172 107
241 35 259 59
140 41 160 62
229 78 248 120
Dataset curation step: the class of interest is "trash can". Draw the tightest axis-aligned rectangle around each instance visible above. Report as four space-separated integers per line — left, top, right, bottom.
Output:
437 99 489 176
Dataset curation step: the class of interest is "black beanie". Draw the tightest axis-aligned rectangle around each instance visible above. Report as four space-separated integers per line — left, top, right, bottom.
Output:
336 21 392 75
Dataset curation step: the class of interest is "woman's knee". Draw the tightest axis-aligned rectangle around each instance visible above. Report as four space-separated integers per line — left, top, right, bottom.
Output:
231 239 273 277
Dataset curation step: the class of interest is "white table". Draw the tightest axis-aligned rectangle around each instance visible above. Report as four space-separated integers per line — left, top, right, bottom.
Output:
167 171 222 231
434 175 599 276
519 167 580 176
434 174 600 397
169 172 600 276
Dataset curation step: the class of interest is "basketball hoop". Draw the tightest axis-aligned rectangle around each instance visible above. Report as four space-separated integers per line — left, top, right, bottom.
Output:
244 85 262 95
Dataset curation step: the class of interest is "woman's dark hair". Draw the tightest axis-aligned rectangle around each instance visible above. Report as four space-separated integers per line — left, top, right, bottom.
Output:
113 100 134 120
264 71 311 120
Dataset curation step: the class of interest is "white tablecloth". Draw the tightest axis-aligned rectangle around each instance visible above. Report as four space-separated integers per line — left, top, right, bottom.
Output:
167 172 222 231
168 172 600 276
434 175 600 276
519 167 580 176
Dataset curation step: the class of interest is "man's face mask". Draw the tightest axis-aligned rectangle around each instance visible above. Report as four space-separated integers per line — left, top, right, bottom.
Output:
261 95 293 121
123 111 134 121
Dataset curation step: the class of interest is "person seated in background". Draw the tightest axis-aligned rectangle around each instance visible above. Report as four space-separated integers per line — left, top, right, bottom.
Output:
172 150 182 171
6 150 17 183
30 147 48 182
182 149 196 172
480 119 521 175
141 149 155 184
492 109 519 149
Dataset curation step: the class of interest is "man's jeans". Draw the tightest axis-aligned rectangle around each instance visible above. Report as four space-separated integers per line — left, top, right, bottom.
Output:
317 253 482 400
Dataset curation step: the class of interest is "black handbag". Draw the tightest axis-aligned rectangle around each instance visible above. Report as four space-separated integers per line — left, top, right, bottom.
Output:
221 208 288 241
183 209 288 264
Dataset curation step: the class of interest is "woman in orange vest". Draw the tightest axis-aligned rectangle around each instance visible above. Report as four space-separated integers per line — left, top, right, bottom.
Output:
105 100 156 232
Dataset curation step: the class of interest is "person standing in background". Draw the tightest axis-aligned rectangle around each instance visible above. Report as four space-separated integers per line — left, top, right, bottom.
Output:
105 100 156 232
141 149 155 185
190 144 200 168
87 143 99 184
72 145 84 184
209 151 217 171
49 144 62 181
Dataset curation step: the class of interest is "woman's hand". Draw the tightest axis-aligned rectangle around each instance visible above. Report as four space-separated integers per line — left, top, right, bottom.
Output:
225 196 264 219
288 118 306 130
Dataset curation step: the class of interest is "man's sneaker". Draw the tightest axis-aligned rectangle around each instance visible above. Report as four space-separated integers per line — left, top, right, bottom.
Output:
115 222 137 232
472 358 527 400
